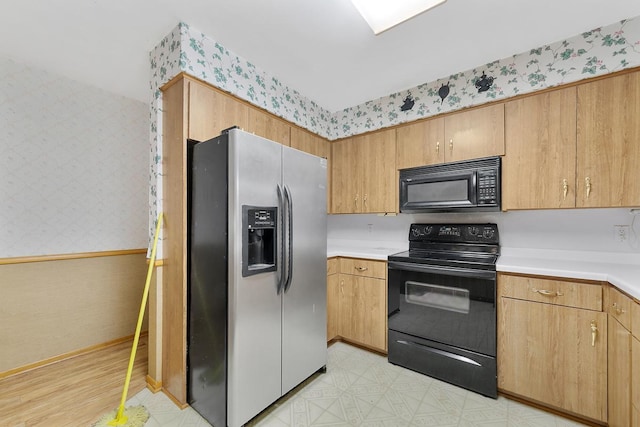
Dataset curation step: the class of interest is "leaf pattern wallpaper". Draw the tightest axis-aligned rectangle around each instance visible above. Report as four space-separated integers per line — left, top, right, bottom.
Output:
148 16 640 249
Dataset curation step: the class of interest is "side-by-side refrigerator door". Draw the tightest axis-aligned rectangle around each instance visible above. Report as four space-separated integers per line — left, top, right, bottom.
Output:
281 146 328 394
227 130 283 427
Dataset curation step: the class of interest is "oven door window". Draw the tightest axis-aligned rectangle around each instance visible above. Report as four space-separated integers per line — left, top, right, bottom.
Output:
405 281 470 314
388 267 495 357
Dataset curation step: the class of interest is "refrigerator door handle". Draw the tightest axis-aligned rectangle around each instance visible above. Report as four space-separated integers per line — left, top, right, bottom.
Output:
284 185 294 293
276 184 286 295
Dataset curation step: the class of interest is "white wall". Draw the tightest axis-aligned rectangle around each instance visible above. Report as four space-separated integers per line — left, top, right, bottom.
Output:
0 56 149 257
328 208 640 253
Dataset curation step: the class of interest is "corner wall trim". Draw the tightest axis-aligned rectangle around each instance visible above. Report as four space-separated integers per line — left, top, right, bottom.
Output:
0 249 147 265
0 331 148 380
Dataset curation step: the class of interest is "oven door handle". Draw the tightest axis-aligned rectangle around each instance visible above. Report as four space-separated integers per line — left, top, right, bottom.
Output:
388 261 496 280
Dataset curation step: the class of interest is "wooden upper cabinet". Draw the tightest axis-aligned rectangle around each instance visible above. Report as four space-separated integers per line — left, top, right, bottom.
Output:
330 129 396 214
330 137 359 214
290 127 329 158
396 103 504 170
359 129 397 213
396 117 445 169
503 87 577 210
444 103 505 162
247 108 290 146
577 71 640 208
187 79 249 141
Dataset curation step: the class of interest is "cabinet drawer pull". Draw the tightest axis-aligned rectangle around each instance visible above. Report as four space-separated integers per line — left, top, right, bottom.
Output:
532 288 563 297
612 302 626 315
562 179 568 200
449 139 453 152
355 266 368 272
585 177 591 199
436 141 440 153
590 320 598 347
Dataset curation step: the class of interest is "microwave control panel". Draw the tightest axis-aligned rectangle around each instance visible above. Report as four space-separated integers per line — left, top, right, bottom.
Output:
477 168 498 205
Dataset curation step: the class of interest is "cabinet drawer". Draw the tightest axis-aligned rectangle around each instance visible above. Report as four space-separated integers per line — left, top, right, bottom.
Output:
498 273 602 311
633 297 640 340
327 257 338 275
340 258 386 279
609 287 633 331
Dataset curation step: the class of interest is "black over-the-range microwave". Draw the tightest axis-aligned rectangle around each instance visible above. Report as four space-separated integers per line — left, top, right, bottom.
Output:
399 156 501 213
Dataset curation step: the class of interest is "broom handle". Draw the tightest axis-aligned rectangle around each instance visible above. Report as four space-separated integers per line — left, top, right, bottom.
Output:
114 212 164 422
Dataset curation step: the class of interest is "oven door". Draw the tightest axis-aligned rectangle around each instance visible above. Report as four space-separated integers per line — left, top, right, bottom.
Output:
387 261 496 357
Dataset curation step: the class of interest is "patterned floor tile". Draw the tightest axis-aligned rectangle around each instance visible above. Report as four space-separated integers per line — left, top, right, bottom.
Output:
126 342 588 427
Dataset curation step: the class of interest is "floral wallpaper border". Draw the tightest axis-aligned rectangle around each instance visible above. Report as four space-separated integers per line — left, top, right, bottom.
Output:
148 16 640 251
333 17 640 137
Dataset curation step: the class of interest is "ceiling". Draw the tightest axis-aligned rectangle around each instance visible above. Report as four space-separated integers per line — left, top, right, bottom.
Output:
2 0 640 112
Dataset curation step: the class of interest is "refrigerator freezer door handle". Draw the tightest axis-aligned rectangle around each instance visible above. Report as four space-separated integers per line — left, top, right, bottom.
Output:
284 186 294 293
276 185 285 295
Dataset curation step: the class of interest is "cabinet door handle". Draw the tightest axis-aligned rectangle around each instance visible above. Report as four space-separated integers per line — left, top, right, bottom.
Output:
340 280 344 294
532 288 563 297
363 194 368 208
355 266 368 272
436 141 440 154
585 177 591 199
449 139 453 153
612 302 626 315
590 320 598 347
562 179 568 200
354 194 358 209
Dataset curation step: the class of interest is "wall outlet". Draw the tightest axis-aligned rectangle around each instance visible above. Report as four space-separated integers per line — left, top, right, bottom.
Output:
614 225 629 242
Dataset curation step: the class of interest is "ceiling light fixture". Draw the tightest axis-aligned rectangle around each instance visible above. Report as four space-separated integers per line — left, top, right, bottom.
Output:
349 0 447 35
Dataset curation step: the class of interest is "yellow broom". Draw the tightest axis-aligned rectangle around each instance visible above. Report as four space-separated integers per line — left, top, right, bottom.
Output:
94 213 164 427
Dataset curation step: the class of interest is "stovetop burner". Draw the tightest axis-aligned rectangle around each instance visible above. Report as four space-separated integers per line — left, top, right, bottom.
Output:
389 223 500 270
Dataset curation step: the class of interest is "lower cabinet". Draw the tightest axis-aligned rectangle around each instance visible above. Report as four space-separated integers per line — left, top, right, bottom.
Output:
607 286 639 427
497 273 607 423
326 258 339 341
326 257 387 353
608 315 631 427
633 335 640 426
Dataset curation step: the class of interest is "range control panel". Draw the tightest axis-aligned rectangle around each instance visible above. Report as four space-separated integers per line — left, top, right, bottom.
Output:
409 223 499 244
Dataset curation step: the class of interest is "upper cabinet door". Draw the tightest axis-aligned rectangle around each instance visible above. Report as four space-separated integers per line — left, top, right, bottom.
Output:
359 129 397 213
396 117 445 169
187 79 249 141
444 103 505 162
290 128 329 159
504 87 577 210
247 108 291 146
330 138 359 214
577 71 640 208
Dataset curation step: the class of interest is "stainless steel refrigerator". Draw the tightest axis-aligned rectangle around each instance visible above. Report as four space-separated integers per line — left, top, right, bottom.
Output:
187 127 327 427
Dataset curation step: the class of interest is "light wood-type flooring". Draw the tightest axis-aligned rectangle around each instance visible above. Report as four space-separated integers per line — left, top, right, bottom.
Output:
0 336 148 427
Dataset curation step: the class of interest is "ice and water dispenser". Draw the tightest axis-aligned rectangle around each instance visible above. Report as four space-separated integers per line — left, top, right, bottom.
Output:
242 206 277 277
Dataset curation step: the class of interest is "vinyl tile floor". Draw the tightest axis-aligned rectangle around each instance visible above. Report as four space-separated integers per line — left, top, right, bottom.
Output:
128 341 586 426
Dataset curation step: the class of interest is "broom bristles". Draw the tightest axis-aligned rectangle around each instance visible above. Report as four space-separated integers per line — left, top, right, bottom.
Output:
93 405 149 427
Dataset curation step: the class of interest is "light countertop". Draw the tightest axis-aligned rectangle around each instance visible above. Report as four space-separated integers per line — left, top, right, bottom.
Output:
327 240 640 300
327 239 407 261
497 248 640 300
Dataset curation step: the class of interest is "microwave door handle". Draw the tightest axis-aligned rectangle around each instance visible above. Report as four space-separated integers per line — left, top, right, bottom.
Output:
387 261 496 280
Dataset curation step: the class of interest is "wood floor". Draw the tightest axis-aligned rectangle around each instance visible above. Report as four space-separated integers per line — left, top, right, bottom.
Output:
0 336 148 427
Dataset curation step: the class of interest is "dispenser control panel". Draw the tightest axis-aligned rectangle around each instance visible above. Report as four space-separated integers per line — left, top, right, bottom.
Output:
242 206 277 277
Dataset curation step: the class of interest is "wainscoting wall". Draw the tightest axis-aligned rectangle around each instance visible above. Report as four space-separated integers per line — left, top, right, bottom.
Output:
0 252 148 375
